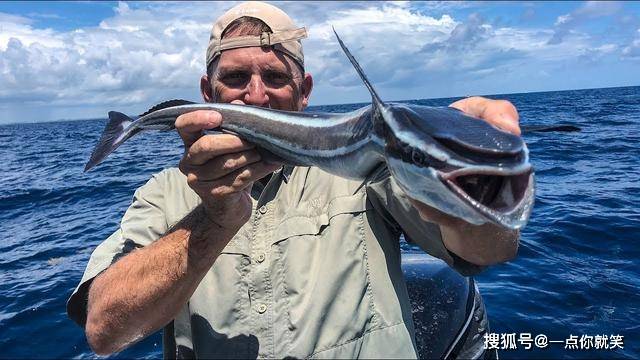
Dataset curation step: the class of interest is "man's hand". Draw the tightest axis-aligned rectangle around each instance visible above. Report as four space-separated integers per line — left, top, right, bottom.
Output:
449 96 520 135
84 104 284 355
408 96 521 266
176 103 281 233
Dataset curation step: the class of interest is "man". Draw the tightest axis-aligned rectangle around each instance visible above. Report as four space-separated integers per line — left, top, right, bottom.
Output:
67 2 521 358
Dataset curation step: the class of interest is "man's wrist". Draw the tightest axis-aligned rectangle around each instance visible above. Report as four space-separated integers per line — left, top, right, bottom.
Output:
173 205 237 271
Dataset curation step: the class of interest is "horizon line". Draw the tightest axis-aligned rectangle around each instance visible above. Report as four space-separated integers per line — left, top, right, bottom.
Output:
1 84 637 126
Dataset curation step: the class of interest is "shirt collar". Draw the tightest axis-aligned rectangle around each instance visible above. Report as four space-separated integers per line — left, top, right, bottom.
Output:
280 165 294 183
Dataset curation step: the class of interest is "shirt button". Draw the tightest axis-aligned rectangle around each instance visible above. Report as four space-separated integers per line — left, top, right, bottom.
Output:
259 206 267 214
256 253 265 263
241 258 250 266
257 304 267 314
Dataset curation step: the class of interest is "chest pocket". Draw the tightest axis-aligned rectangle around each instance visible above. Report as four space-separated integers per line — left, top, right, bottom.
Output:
272 192 370 242
269 191 381 354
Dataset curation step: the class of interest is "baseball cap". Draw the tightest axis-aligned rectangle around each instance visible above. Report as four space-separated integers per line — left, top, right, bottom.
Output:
206 1 307 70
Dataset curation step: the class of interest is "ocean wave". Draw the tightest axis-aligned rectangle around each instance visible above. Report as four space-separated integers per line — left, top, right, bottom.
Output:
1 87 638 358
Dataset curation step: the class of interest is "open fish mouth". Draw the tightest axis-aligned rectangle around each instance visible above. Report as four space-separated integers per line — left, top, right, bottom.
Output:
439 166 533 224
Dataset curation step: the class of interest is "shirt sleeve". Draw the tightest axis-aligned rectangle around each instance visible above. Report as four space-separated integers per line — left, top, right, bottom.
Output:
365 165 485 276
66 171 171 328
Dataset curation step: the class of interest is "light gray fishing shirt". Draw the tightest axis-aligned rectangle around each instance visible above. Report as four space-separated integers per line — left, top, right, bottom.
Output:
67 165 481 359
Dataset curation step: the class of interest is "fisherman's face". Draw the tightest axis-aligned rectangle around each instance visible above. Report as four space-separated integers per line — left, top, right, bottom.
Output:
201 46 312 111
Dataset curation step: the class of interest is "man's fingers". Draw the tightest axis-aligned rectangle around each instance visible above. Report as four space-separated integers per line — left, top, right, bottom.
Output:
175 110 223 147
189 161 281 197
449 97 521 136
186 134 255 165
182 149 262 181
482 100 521 135
224 161 280 191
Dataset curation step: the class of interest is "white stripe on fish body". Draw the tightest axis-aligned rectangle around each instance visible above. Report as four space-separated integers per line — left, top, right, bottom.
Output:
380 105 453 163
382 106 531 171
224 124 384 179
141 103 370 130
132 103 385 179
223 127 374 158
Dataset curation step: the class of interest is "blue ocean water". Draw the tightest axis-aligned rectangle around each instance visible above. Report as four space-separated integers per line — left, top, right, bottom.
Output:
0 86 638 359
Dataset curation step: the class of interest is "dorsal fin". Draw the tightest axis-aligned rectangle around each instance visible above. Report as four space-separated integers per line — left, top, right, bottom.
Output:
332 27 384 107
139 99 196 117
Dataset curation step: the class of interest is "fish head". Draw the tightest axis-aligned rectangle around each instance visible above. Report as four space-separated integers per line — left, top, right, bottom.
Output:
380 104 535 229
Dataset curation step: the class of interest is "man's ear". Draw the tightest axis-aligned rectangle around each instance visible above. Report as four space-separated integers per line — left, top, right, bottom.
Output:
200 75 214 103
300 73 313 109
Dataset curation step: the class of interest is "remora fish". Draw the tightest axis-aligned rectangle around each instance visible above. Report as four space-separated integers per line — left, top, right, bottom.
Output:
85 30 535 229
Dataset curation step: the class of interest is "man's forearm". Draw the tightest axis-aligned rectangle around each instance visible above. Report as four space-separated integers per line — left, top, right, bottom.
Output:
85 205 234 355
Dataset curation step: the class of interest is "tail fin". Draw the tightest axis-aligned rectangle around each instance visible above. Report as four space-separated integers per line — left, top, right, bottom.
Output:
332 27 385 108
84 111 139 172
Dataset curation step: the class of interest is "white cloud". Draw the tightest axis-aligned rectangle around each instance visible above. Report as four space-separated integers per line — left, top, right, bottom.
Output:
0 1 637 123
0 1 462 114
548 1 622 45
26 12 64 20
574 1 621 17
303 4 458 89
0 12 32 25
621 29 640 58
0 2 226 113
0 14 64 50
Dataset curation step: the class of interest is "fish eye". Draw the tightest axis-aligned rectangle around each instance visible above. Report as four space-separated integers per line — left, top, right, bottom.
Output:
411 149 423 165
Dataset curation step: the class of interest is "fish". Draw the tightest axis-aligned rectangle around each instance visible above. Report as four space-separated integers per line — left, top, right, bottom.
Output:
520 124 580 132
85 29 535 230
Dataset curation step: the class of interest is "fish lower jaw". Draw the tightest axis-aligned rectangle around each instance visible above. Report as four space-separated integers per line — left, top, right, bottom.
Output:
439 169 534 229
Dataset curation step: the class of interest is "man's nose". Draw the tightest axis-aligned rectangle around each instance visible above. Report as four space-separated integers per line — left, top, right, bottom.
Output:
243 75 270 107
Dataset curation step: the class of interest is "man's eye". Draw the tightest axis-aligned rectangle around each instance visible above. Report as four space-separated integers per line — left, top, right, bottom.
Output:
264 71 292 86
220 72 249 85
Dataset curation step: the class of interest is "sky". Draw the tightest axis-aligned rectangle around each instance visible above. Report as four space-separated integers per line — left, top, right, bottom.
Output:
0 1 639 124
